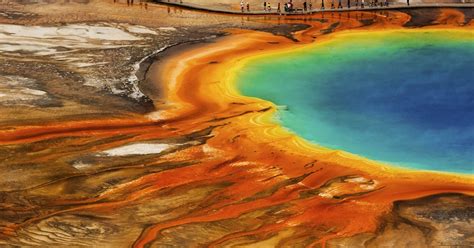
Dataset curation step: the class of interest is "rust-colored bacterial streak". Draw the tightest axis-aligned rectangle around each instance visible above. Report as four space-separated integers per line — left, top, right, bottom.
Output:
1 7 473 248
127 8 473 247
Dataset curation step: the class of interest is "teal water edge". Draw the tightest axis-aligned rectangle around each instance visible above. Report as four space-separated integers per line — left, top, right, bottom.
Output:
237 30 474 174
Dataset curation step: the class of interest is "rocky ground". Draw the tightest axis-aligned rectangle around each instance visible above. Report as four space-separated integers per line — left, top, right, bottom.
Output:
328 194 474 247
0 1 472 247
0 0 311 125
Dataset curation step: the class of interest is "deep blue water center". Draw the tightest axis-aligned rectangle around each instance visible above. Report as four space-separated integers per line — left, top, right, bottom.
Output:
237 31 474 174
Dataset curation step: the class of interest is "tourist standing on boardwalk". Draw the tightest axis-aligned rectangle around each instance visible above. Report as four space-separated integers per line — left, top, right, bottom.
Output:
240 0 244 12
338 0 343 8
267 3 272 11
321 0 325 9
407 0 409 5
285 2 293 12
247 2 250 11
303 1 307 11
347 0 350 8
309 1 313 10
264 1 267 11
278 2 281 12
361 0 364 7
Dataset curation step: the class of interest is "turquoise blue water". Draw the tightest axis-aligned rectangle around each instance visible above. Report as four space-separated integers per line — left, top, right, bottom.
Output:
237 31 474 174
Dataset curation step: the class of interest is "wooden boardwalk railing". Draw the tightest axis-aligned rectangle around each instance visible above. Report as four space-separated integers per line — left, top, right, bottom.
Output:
154 0 474 15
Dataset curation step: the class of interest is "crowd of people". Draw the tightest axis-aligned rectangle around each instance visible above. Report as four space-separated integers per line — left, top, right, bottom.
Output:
240 1 311 12
329 0 390 8
240 0 394 13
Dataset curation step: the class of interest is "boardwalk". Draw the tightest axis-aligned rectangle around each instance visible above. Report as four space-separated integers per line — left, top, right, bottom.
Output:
154 1 474 14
